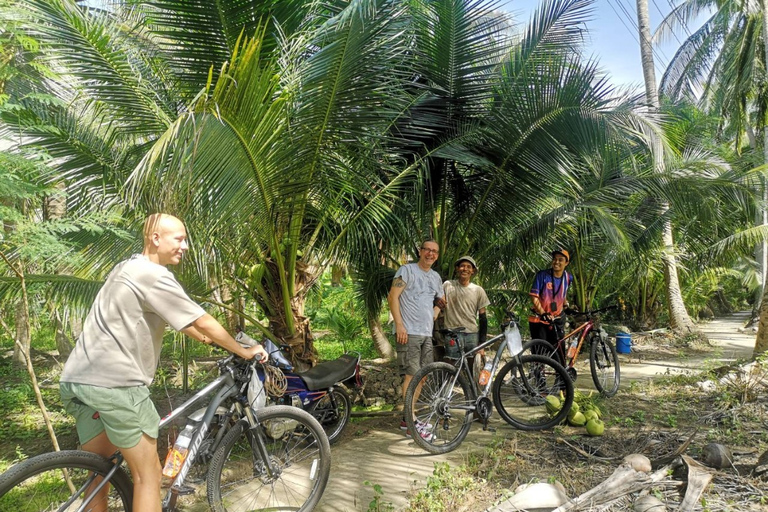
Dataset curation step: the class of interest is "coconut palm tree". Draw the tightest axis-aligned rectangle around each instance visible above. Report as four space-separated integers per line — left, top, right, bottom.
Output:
656 0 768 325
1 0 436 365
635 0 700 334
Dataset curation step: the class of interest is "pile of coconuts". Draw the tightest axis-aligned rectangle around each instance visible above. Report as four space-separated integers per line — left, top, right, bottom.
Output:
546 391 605 436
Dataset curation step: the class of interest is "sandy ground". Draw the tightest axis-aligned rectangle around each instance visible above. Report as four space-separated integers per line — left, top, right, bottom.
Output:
316 312 757 511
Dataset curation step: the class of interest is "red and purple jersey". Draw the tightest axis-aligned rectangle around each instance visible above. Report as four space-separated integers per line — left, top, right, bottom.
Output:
529 269 573 324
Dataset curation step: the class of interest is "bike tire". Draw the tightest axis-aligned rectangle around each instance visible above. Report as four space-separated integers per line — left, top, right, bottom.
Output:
404 362 474 455
0 450 133 512
308 386 351 445
590 333 620 397
492 354 573 431
521 338 569 366
521 338 557 358
207 405 331 512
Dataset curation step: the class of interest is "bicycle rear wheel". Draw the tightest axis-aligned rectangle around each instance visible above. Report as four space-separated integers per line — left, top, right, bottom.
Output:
207 405 331 512
590 333 620 397
492 354 573 431
0 450 133 511
404 362 474 454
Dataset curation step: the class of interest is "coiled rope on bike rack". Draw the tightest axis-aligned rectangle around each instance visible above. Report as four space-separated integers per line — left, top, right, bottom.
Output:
263 365 288 396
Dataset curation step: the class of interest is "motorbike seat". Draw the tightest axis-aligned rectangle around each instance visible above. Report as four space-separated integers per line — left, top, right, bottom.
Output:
297 353 359 391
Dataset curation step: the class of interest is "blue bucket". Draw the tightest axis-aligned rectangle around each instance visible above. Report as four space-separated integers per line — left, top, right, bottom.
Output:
616 332 631 354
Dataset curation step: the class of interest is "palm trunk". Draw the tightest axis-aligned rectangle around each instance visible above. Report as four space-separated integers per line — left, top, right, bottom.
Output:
13 300 30 366
254 258 320 368
661 218 695 333
636 0 698 336
368 314 394 359
753 275 768 356
53 310 72 358
45 182 74 356
751 0 768 356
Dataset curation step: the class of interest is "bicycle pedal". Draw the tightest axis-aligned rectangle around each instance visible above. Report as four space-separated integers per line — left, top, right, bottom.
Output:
172 485 196 496
483 425 496 433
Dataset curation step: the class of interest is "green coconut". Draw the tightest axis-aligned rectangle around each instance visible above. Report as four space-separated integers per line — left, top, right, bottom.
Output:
545 395 561 415
585 418 605 436
584 404 602 418
583 410 598 422
568 411 587 427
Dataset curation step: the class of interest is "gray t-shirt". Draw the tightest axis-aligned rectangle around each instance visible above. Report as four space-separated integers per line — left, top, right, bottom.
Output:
443 280 490 333
394 263 444 337
61 255 206 387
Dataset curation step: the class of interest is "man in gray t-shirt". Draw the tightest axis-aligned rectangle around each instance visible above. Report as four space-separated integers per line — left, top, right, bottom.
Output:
60 213 267 512
387 240 445 435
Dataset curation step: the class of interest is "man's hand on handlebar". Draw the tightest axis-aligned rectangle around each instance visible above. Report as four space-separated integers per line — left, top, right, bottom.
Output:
541 312 555 323
241 344 269 363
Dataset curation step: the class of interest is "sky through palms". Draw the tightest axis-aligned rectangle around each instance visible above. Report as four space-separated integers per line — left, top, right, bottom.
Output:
502 0 711 89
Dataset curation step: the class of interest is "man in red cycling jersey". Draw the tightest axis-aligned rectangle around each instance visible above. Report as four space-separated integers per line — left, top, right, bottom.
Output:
529 249 574 365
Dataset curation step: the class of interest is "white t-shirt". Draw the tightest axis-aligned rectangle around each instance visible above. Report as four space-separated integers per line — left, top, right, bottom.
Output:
443 280 490 333
61 255 206 387
394 263 444 337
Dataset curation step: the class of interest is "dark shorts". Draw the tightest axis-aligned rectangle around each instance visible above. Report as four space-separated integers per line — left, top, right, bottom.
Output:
397 335 434 376
529 322 565 366
443 332 479 359
60 382 160 448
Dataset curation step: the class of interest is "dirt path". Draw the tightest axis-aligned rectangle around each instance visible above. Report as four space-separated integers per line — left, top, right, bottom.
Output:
316 313 757 511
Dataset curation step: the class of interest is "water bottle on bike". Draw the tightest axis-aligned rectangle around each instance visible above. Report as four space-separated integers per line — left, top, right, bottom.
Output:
162 424 194 478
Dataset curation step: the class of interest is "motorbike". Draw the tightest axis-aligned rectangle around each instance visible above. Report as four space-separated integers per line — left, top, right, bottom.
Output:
235 331 361 445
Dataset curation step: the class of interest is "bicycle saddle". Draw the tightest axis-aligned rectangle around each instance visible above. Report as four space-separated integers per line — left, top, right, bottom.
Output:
439 327 466 335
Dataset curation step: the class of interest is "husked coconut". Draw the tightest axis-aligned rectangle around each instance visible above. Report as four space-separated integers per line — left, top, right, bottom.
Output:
701 443 733 469
633 494 667 511
492 482 569 512
623 453 652 473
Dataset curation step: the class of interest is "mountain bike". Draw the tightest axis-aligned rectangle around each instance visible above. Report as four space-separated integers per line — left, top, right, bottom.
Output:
404 315 574 454
526 305 620 397
0 351 332 512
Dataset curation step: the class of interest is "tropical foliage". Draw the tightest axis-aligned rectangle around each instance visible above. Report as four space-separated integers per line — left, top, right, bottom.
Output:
0 0 764 366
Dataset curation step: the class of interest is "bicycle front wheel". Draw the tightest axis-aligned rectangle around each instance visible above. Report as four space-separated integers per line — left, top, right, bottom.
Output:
590 334 620 397
492 354 573 431
207 405 331 512
0 450 133 511
404 362 474 454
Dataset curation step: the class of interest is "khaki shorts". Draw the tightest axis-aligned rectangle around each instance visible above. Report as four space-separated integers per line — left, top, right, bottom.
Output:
60 382 160 448
397 335 434 376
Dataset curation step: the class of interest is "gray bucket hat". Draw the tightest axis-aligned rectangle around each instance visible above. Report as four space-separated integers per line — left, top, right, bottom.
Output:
454 255 477 269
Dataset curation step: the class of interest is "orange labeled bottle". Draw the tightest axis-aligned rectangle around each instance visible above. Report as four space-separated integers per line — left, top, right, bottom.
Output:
162 425 194 478
478 361 493 386
566 339 578 360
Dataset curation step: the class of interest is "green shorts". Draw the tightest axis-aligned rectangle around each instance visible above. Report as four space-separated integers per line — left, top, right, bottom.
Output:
60 382 160 448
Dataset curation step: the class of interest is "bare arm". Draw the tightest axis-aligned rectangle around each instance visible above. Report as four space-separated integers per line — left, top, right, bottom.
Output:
182 313 267 361
387 277 408 345
531 296 546 315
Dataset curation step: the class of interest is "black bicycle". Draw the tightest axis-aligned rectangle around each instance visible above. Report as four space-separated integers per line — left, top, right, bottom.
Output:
0 352 331 511
404 316 574 454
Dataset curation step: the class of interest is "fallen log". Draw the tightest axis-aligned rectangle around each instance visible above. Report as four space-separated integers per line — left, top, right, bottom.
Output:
551 463 672 511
